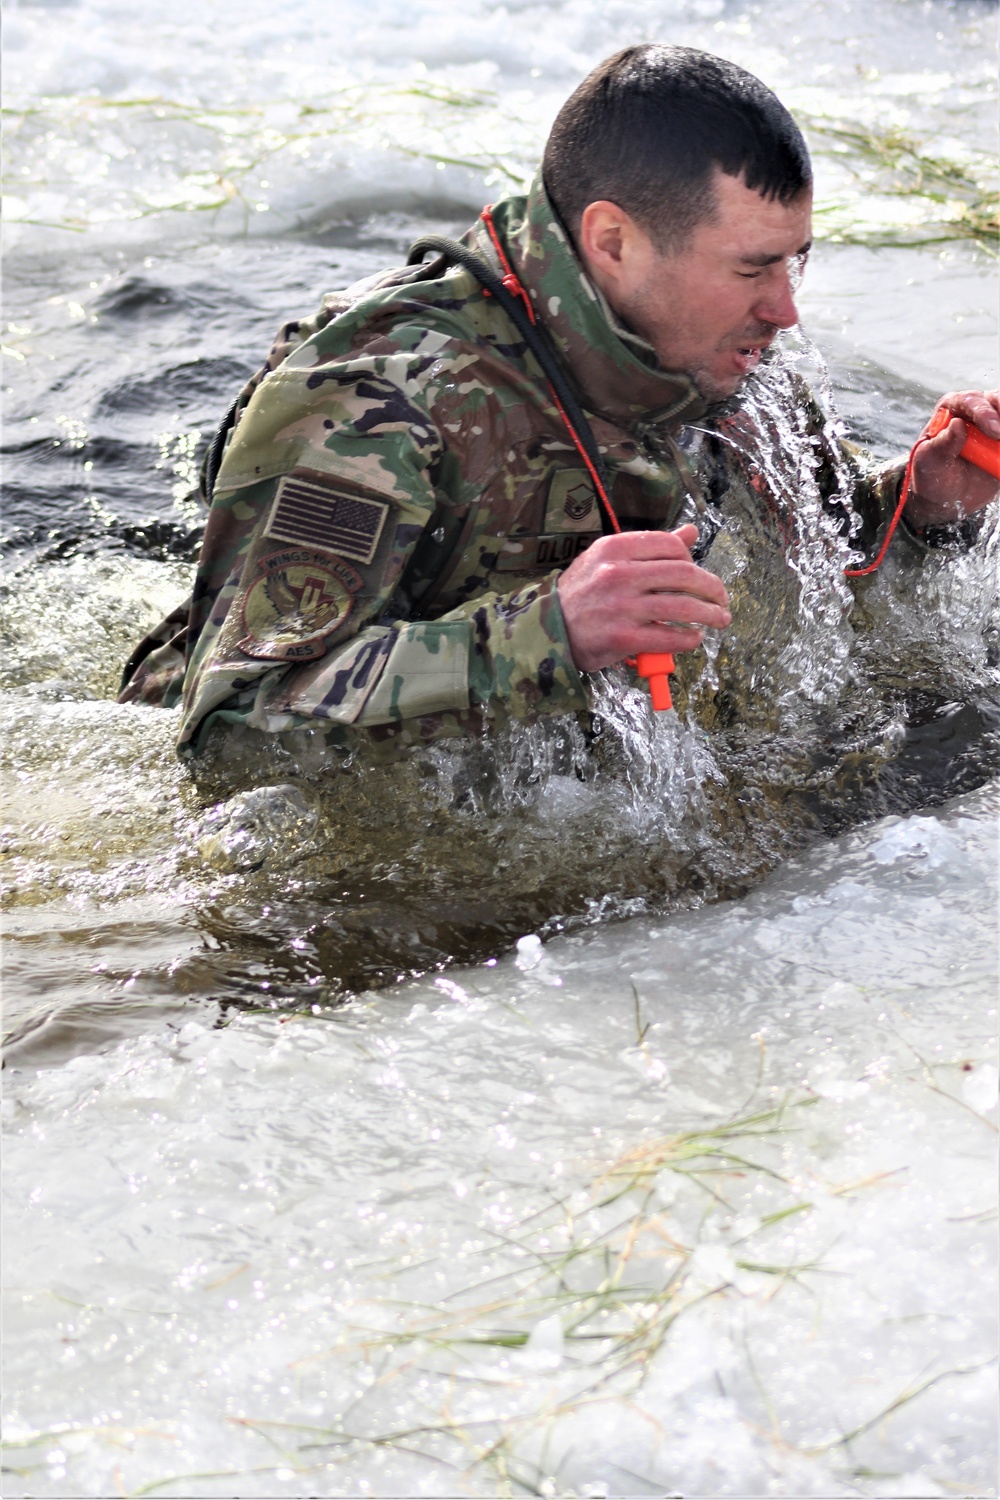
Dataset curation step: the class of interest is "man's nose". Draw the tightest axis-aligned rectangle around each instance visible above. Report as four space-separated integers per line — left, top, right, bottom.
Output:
754 268 799 329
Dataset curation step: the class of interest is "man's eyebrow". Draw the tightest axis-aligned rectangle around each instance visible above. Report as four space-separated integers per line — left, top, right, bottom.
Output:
739 240 813 267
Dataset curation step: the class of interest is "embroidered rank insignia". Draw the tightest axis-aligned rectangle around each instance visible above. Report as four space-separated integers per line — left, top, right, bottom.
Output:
264 469 389 564
239 546 362 662
545 469 597 531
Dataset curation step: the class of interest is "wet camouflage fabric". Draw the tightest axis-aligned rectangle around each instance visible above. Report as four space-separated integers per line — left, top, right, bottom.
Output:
120 172 911 755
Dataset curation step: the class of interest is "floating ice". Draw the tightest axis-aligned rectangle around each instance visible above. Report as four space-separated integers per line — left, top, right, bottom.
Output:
521 1312 565 1370
515 932 544 969
4 787 995 1497
811 1075 871 1101
962 1064 999 1115
869 816 960 868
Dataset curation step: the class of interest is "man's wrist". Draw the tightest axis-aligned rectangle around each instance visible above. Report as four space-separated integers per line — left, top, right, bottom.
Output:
901 508 984 550
902 491 964 531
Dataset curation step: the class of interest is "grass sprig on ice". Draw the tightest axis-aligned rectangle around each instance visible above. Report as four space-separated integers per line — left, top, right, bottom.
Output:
800 112 999 254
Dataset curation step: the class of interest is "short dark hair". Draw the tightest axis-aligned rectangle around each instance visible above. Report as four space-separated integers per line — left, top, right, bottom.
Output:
542 45 812 252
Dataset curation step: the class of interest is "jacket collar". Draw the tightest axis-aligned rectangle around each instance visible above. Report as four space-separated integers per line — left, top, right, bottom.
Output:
471 173 708 434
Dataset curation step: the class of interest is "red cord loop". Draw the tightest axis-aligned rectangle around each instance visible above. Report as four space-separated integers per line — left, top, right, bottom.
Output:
844 407 950 578
501 271 536 323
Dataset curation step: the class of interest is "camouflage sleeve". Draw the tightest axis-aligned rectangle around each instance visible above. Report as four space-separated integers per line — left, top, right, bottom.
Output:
432 574 585 722
175 330 586 753
234 571 587 744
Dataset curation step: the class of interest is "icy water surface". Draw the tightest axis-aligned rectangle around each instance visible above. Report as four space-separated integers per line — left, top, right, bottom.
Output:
2 0 999 1493
4 789 998 1495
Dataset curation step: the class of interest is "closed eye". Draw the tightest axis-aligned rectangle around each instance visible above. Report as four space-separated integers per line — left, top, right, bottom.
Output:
736 252 809 286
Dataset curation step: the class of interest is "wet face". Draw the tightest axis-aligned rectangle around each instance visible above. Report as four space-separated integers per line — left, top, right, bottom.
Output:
579 171 813 402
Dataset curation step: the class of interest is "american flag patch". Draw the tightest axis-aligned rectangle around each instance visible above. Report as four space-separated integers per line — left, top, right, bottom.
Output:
264 471 389 565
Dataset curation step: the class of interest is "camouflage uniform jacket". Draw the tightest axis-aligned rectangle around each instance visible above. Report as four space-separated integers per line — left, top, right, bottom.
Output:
120 173 907 755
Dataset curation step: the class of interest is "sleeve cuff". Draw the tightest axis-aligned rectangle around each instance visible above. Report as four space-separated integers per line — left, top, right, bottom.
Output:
467 573 590 718
900 511 985 552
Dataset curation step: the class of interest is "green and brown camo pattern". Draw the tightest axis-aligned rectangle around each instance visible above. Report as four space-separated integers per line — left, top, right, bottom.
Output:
119 172 910 756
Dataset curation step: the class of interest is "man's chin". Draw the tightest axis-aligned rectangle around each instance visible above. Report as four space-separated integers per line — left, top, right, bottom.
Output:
691 368 746 404
691 349 775 404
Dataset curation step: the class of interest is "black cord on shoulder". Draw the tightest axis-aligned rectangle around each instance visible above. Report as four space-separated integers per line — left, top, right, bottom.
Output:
204 396 240 505
406 234 615 533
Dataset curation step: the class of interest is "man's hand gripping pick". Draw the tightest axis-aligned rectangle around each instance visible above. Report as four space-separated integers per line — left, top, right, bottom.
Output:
558 523 732 674
906 387 1000 528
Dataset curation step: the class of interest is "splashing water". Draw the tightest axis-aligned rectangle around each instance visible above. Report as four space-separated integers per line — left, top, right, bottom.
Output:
855 497 1000 701
410 329 928 883
725 330 860 713
586 668 723 840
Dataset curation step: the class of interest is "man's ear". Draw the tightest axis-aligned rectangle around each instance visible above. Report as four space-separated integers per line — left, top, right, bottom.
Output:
577 200 654 299
579 201 627 265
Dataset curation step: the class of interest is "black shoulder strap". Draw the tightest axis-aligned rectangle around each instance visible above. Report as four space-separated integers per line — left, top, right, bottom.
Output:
407 234 616 533
203 396 240 504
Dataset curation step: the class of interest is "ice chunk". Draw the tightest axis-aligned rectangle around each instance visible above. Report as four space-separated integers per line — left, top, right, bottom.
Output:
521 1313 564 1369
812 1076 870 1100
962 1064 999 1114
515 933 544 970
687 1243 737 1289
869 816 958 869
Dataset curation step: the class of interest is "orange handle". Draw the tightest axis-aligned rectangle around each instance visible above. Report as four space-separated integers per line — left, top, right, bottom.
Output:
635 651 675 712
924 406 1000 478
961 426 1000 481
924 406 951 439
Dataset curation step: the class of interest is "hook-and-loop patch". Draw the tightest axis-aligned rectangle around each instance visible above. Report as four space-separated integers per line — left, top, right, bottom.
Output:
264 467 390 564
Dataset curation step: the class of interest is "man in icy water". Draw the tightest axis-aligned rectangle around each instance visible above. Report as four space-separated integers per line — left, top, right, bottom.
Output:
119 45 1000 754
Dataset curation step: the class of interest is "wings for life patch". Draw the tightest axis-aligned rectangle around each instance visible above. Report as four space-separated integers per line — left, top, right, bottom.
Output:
264 469 389 564
239 547 362 662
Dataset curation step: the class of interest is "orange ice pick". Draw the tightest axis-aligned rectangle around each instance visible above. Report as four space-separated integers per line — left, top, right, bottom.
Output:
925 406 1000 479
635 652 675 712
